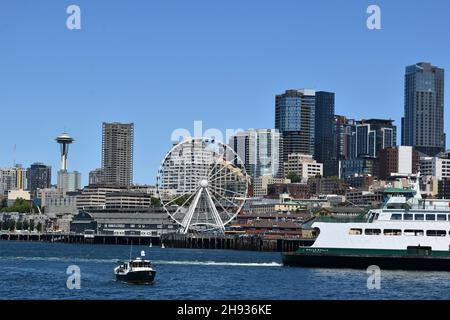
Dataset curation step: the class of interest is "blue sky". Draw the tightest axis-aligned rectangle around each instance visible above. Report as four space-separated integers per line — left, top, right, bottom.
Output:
0 0 449 185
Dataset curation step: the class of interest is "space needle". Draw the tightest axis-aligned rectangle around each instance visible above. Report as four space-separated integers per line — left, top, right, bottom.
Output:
55 132 74 171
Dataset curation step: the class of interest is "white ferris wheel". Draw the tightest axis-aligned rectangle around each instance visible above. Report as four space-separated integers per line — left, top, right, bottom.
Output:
156 138 249 234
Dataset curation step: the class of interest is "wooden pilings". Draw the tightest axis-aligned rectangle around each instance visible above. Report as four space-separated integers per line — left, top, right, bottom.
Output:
160 233 316 252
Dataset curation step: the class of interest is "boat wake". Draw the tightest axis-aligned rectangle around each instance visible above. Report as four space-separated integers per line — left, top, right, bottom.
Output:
0 256 282 267
153 260 282 267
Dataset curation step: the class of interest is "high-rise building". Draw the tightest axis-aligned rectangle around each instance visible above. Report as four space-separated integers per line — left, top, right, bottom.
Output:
334 115 355 161
28 162 52 196
57 171 81 193
350 119 397 159
275 89 316 161
102 122 134 186
402 62 445 156
315 91 336 176
229 129 282 179
0 165 28 195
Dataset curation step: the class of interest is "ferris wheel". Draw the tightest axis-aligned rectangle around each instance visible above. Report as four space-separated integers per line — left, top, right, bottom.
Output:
156 138 249 234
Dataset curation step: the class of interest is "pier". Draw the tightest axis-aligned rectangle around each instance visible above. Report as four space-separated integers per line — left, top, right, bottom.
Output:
160 233 315 252
0 232 314 252
0 232 160 246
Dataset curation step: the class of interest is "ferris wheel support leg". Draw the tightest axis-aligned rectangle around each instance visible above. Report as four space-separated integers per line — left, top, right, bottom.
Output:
205 188 225 234
180 188 203 234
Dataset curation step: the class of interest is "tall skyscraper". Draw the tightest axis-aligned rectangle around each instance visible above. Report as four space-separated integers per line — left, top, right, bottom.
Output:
28 162 52 196
402 62 445 156
315 91 336 177
102 122 134 186
229 129 282 179
351 119 397 159
275 89 316 162
0 165 27 195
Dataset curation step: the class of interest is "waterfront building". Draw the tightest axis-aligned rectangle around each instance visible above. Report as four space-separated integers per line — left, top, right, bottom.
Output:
70 208 177 236
378 146 419 180
102 122 134 186
105 192 152 209
229 129 282 179
27 163 52 197
402 62 445 156
76 185 123 210
275 89 316 161
284 153 323 181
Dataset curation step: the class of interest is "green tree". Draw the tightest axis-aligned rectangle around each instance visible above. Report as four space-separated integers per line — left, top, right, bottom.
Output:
1 198 31 213
0 198 6 209
173 194 193 206
36 222 43 233
16 220 23 230
0 220 2 230
1 220 9 231
23 220 29 231
151 197 161 207
29 219 35 231
9 220 16 231
286 172 301 183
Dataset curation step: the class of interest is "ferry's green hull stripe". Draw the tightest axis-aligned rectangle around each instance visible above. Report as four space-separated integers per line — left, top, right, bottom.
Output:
295 247 450 257
282 248 450 271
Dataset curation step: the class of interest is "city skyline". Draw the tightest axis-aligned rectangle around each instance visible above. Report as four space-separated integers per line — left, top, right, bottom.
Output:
1 0 449 186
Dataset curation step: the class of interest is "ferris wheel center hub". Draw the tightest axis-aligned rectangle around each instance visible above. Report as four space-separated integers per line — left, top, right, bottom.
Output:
199 179 209 188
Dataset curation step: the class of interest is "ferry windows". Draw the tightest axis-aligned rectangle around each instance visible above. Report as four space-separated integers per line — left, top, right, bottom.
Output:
383 229 402 236
365 229 381 235
437 214 447 221
349 228 363 235
426 230 446 237
415 214 424 221
404 230 424 236
390 214 402 220
404 214 413 221
426 214 436 221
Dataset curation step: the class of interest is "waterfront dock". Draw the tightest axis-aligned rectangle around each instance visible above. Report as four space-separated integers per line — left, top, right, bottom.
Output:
0 231 315 252
0 232 160 246
161 233 315 252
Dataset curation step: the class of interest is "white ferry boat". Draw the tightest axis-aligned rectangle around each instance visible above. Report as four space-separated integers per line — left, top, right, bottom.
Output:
283 179 450 270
